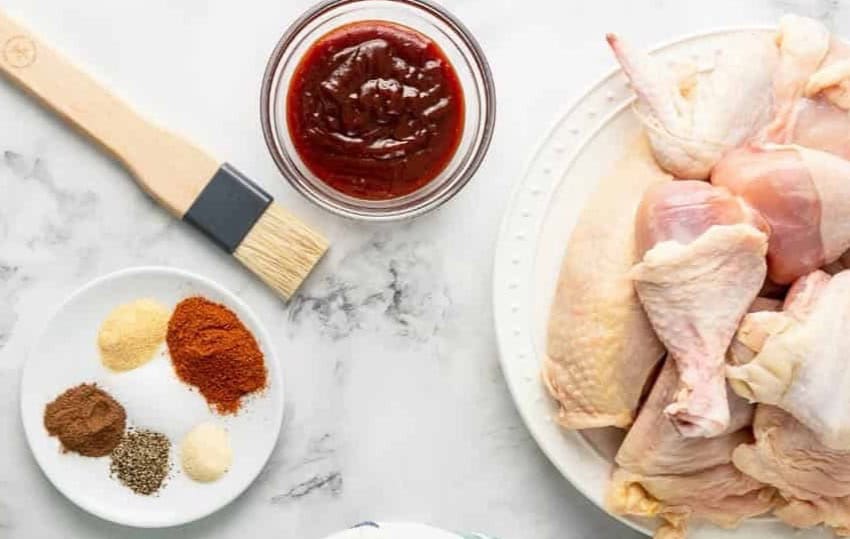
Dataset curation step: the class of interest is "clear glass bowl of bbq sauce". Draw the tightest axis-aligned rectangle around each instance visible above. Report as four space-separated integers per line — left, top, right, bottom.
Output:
261 0 496 220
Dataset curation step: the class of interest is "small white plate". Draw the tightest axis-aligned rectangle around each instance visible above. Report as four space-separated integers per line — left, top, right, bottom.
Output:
493 28 818 538
20 267 284 528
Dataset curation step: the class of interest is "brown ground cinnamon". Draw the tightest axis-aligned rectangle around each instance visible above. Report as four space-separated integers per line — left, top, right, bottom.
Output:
44 383 126 457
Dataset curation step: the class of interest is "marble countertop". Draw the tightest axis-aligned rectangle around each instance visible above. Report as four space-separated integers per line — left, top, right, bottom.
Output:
0 1 843 537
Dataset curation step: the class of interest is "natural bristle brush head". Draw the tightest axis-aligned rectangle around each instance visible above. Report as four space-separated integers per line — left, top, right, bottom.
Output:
183 164 328 300
234 204 328 300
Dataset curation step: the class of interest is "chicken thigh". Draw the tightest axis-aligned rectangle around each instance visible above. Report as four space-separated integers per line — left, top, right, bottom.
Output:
777 496 850 535
735 405 850 501
733 405 850 535
632 181 768 437
607 31 777 179
611 359 768 538
616 359 754 476
712 144 850 284
727 270 850 449
608 465 775 539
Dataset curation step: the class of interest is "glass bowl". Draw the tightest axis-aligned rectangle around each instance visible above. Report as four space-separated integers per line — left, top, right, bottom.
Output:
261 0 496 221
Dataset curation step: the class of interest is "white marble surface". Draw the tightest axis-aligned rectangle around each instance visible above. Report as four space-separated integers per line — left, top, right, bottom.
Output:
0 1 845 538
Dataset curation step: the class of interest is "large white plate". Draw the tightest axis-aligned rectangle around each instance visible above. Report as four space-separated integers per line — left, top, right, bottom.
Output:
20 267 284 528
492 28 826 538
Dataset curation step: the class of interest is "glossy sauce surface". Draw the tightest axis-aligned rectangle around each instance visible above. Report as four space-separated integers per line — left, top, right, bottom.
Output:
287 20 464 200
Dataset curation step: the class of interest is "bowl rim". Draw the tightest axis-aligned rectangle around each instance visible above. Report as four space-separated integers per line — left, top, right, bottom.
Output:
260 0 497 221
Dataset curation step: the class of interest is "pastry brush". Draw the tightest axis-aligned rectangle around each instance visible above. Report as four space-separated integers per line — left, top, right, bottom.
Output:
0 11 328 299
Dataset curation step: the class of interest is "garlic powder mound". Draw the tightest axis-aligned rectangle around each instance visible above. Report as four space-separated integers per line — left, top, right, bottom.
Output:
98 299 170 371
181 423 233 482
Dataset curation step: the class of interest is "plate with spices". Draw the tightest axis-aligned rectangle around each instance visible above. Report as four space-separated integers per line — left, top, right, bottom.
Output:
20 266 284 528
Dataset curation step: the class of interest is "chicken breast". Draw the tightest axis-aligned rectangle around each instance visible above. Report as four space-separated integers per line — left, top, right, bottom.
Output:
543 136 669 429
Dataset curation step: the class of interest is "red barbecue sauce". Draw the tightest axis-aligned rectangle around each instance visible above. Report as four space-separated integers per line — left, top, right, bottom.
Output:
287 20 465 200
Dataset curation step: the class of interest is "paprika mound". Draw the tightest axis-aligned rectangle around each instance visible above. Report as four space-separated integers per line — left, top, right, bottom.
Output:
166 296 267 414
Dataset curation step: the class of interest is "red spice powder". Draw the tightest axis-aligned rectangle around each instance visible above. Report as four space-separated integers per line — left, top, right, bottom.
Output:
166 296 267 414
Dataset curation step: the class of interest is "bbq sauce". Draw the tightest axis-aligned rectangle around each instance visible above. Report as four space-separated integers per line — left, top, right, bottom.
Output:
287 20 465 200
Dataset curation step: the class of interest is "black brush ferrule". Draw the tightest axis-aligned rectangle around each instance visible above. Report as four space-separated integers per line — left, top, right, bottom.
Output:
183 163 273 253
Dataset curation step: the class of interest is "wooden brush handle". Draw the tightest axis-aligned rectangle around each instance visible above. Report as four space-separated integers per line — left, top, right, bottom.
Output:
0 11 219 217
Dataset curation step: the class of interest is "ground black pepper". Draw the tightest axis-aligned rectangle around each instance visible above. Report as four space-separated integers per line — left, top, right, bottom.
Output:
110 428 171 495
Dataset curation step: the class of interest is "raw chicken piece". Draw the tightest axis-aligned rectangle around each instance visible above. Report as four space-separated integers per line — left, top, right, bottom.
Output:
823 249 850 275
607 465 776 539
632 181 769 437
801 147 850 266
806 58 850 110
727 270 850 449
764 15 831 141
543 136 669 429
727 299 782 366
785 268 833 312
776 496 850 535
804 32 850 108
766 15 850 159
733 406 850 535
789 98 850 158
729 272 829 365
712 144 850 284
734 406 850 501
616 359 754 476
606 31 777 179
634 180 767 255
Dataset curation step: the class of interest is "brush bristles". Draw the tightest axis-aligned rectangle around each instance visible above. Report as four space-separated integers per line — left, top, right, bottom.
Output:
234 204 328 300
